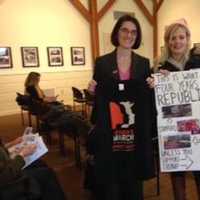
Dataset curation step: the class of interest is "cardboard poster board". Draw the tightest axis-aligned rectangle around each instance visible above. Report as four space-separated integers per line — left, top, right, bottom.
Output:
154 69 200 172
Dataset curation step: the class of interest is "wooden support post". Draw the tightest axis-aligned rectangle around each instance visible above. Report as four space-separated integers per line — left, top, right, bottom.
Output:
153 0 158 59
97 0 116 21
134 0 154 25
68 0 90 22
69 0 116 64
134 0 164 59
89 0 100 62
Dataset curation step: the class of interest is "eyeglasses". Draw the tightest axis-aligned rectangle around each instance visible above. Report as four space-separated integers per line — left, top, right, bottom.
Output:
119 27 137 36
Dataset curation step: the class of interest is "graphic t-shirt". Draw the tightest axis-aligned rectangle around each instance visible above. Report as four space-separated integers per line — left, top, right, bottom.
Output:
110 100 135 152
100 79 143 152
94 76 154 182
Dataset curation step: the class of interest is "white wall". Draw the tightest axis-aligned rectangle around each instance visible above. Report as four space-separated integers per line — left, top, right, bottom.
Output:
2 0 199 116
99 0 153 62
0 71 91 115
158 0 200 56
0 0 154 116
0 0 92 74
0 0 93 116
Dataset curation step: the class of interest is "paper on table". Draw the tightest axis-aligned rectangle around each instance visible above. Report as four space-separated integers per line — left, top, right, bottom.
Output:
43 88 55 97
8 133 48 168
23 127 33 135
22 136 48 168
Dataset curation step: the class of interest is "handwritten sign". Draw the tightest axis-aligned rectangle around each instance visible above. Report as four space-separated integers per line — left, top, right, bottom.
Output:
154 69 200 172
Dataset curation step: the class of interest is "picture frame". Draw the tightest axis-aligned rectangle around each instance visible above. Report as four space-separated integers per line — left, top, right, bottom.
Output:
47 47 64 66
193 43 200 49
0 47 12 68
71 47 85 65
21 47 39 67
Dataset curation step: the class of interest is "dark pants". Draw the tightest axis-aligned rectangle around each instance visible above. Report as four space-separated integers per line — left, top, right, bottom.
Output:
94 181 143 200
171 171 200 200
24 166 67 200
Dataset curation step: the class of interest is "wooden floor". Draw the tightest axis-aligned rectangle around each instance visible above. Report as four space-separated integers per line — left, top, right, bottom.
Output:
0 113 199 200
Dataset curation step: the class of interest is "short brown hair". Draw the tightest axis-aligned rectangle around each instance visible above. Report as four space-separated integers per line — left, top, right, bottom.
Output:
111 15 142 49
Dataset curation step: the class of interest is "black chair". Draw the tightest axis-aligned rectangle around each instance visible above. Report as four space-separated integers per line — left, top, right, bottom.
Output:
83 89 94 118
0 175 40 200
56 111 91 168
21 105 32 126
16 92 32 126
72 87 86 117
16 93 40 129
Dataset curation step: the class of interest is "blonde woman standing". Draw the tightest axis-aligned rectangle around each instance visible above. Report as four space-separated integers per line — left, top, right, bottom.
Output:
147 19 200 200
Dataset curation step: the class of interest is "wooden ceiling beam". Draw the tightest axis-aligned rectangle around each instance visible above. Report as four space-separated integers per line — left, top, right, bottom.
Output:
134 0 154 25
68 0 164 61
133 0 165 58
156 0 164 13
97 0 116 21
89 0 100 59
69 0 91 22
153 0 158 59
69 0 116 63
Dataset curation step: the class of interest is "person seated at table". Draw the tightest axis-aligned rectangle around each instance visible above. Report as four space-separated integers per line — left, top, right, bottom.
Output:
24 72 57 103
0 136 67 200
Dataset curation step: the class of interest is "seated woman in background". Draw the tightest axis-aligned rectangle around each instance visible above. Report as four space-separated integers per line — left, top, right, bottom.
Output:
24 72 57 102
0 136 67 200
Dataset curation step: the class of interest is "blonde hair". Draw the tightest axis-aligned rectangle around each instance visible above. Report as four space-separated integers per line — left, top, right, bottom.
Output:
160 21 191 64
24 72 40 88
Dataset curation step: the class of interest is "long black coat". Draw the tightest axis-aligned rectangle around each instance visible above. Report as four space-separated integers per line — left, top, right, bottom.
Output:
90 50 155 183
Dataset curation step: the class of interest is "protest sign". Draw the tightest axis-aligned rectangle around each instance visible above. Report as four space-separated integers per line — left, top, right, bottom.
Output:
154 69 200 172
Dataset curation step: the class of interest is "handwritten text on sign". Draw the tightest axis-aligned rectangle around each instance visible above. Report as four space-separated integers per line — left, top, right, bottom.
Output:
154 70 200 172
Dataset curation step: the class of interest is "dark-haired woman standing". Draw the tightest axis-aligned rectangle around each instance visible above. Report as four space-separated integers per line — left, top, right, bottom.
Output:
88 15 155 200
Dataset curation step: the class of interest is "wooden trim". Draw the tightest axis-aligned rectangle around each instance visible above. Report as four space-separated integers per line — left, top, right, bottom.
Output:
69 0 91 22
134 0 154 25
97 0 116 21
69 0 163 63
89 0 100 61
153 25 158 59
156 0 164 13
153 0 158 59
133 0 165 58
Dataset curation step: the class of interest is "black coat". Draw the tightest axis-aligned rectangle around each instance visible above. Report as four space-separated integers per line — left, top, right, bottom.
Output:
90 50 155 183
26 86 43 101
159 52 200 72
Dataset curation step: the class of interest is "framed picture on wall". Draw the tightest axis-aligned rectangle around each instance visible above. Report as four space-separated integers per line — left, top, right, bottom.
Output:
0 47 12 68
193 43 200 49
47 47 63 66
21 47 39 67
71 47 85 65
